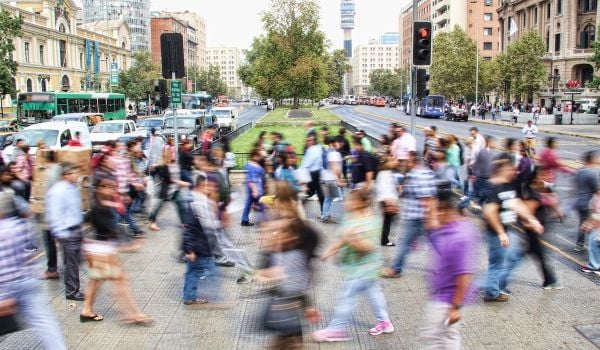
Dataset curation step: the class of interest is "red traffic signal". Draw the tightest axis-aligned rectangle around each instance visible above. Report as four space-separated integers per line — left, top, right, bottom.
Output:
413 21 432 66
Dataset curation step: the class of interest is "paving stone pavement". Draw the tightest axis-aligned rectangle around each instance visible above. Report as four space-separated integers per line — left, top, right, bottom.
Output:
1 186 599 349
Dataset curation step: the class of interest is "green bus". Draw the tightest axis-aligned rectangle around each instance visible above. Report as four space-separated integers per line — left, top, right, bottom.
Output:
17 92 126 126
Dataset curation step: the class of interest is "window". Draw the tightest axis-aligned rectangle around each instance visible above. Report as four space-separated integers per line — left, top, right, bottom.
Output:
547 3 551 18
484 0 492 5
484 13 492 21
580 25 596 48
41 79 46 92
483 42 493 50
533 7 538 24
59 40 66 67
580 0 598 11
521 12 526 27
484 28 493 36
98 99 107 113
39 45 44 65
26 78 33 92
554 33 561 52
556 0 562 14
24 42 30 63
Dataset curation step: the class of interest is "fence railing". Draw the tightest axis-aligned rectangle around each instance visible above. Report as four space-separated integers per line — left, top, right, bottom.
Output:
192 122 253 155
340 120 382 149
232 152 305 171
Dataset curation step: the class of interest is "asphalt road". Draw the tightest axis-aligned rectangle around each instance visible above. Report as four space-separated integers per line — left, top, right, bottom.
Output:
233 103 269 126
330 104 597 270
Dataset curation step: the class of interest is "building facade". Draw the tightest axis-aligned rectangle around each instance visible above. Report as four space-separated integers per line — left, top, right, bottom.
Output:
398 0 431 68
352 39 400 96
497 0 600 105
206 47 242 98
81 0 150 53
161 11 207 69
2 0 131 108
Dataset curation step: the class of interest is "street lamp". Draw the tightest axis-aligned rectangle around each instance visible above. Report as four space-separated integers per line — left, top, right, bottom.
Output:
470 0 480 106
548 68 560 111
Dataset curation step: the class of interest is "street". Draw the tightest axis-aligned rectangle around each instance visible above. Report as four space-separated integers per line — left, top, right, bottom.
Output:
330 105 600 271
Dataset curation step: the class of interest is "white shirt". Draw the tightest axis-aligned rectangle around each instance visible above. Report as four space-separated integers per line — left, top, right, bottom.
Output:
512 108 520 116
522 124 538 138
392 133 417 160
471 134 486 160
321 150 342 181
376 170 399 202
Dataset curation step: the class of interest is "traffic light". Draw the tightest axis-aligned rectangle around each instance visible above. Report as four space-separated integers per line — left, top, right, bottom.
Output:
413 21 432 66
416 68 430 99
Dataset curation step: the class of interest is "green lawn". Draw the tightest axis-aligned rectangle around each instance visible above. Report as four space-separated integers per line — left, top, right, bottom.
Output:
258 107 341 123
231 124 340 154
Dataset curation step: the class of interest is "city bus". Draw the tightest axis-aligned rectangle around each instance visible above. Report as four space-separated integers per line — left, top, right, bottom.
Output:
181 92 213 112
17 92 126 127
416 95 446 118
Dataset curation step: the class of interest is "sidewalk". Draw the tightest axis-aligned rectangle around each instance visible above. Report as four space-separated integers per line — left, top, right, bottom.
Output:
1 188 599 349
470 116 600 140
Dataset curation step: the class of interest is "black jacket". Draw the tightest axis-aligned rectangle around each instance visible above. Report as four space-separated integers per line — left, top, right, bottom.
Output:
182 202 213 257
154 165 172 200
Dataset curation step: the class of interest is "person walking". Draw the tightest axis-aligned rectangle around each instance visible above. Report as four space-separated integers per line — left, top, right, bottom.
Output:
241 148 266 226
391 125 417 173
313 188 394 342
320 137 343 223
349 137 376 190
299 135 324 213
580 191 600 274
376 157 399 246
574 151 600 251
382 151 437 278
521 120 538 157
80 178 152 325
481 155 543 302
420 182 478 349
45 163 85 301
335 127 352 185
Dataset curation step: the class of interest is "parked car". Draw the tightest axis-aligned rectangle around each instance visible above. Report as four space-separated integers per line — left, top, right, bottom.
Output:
0 132 16 150
90 120 145 152
3 121 91 160
52 113 104 130
162 115 205 147
0 118 18 132
137 117 165 134
445 108 469 122
388 100 398 108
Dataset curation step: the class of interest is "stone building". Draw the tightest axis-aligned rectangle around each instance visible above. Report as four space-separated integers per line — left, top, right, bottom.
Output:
352 38 400 96
497 0 600 106
206 47 242 98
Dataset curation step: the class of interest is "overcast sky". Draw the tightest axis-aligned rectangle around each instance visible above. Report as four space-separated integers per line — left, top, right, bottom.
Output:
149 0 411 51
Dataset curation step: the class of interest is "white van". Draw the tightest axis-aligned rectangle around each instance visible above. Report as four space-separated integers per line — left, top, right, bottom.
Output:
211 107 239 133
3 121 91 160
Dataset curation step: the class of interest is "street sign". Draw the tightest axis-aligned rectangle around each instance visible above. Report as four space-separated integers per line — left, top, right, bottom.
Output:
171 80 182 105
110 62 119 86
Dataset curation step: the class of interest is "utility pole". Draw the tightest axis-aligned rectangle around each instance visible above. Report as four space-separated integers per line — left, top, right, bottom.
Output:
410 0 417 136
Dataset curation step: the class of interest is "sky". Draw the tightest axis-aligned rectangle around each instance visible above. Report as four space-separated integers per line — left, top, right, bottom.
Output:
149 0 411 51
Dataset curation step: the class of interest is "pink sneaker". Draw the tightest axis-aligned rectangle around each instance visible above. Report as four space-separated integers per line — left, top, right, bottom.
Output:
312 329 351 342
369 320 395 336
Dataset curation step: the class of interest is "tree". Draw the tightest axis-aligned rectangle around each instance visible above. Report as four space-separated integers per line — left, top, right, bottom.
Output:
114 51 160 103
0 10 22 115
238 0 329 108
324 49 350 96
188 64 228 97
369 69 403 97
430 26 477 100
504 30 546 102
588 28 600 89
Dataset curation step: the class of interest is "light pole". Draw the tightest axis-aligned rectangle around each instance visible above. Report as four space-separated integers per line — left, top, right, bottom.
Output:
470 0 480 106
548 61 560 111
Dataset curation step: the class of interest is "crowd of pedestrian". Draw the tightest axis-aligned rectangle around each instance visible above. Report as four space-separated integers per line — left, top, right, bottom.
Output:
0 110 599 349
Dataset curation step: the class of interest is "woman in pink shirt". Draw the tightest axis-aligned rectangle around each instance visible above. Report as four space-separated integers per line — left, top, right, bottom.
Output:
538 137 574 220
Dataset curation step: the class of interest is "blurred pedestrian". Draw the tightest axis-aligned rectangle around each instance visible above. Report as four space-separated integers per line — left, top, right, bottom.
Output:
0 213 66 349
421 182 478 349
334 127 351 184
481 155 543 302
382 151 437 278
313 188 394 342
81 178 152 325
580 191 600 274
113 142 145 237
299 135 324 213
320 137 343 223
390 125 416 173
241 148 266 226
574 151 599 251
349 136 376 190
45 163 85 301
376 156 399 246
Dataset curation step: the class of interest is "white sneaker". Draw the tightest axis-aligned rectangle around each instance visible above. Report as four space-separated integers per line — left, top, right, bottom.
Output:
308 194 319 201
333 197 343 202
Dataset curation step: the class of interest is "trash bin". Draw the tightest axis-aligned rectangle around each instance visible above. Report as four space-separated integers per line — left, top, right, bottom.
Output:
554 114 563 125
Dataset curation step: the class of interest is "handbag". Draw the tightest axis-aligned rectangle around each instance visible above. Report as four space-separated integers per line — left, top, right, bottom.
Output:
83 240 122 281
263 294 304 333
0 298 20 336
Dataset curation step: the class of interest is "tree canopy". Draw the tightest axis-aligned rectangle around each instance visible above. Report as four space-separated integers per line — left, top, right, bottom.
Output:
368 68 406 97
503 30 546 101
114 51 160 102
588 28 600 90
238 0 333 108
0 10 22 103
187 64 228 97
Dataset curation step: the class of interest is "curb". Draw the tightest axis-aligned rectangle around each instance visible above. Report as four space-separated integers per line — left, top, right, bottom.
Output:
468 118 600 141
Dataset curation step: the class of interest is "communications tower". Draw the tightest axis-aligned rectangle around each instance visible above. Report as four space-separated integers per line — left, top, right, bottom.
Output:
340 0 355 58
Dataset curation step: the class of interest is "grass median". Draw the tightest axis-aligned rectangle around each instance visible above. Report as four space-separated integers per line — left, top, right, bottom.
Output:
231 107 341 154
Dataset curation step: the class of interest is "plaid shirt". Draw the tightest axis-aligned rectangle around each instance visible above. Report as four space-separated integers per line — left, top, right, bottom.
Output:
0 218 33 296
112 154 139 195
401 166 437 220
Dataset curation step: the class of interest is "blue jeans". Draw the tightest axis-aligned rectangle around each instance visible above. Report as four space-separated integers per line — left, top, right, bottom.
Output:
183 256 221 302
482 230 509 298
2 278 66 349
241 191 264 222
321 180 339 218
587 230 600 270
392 219 426 274
119 203 142 234
328 277 390 331
498 231 523 291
